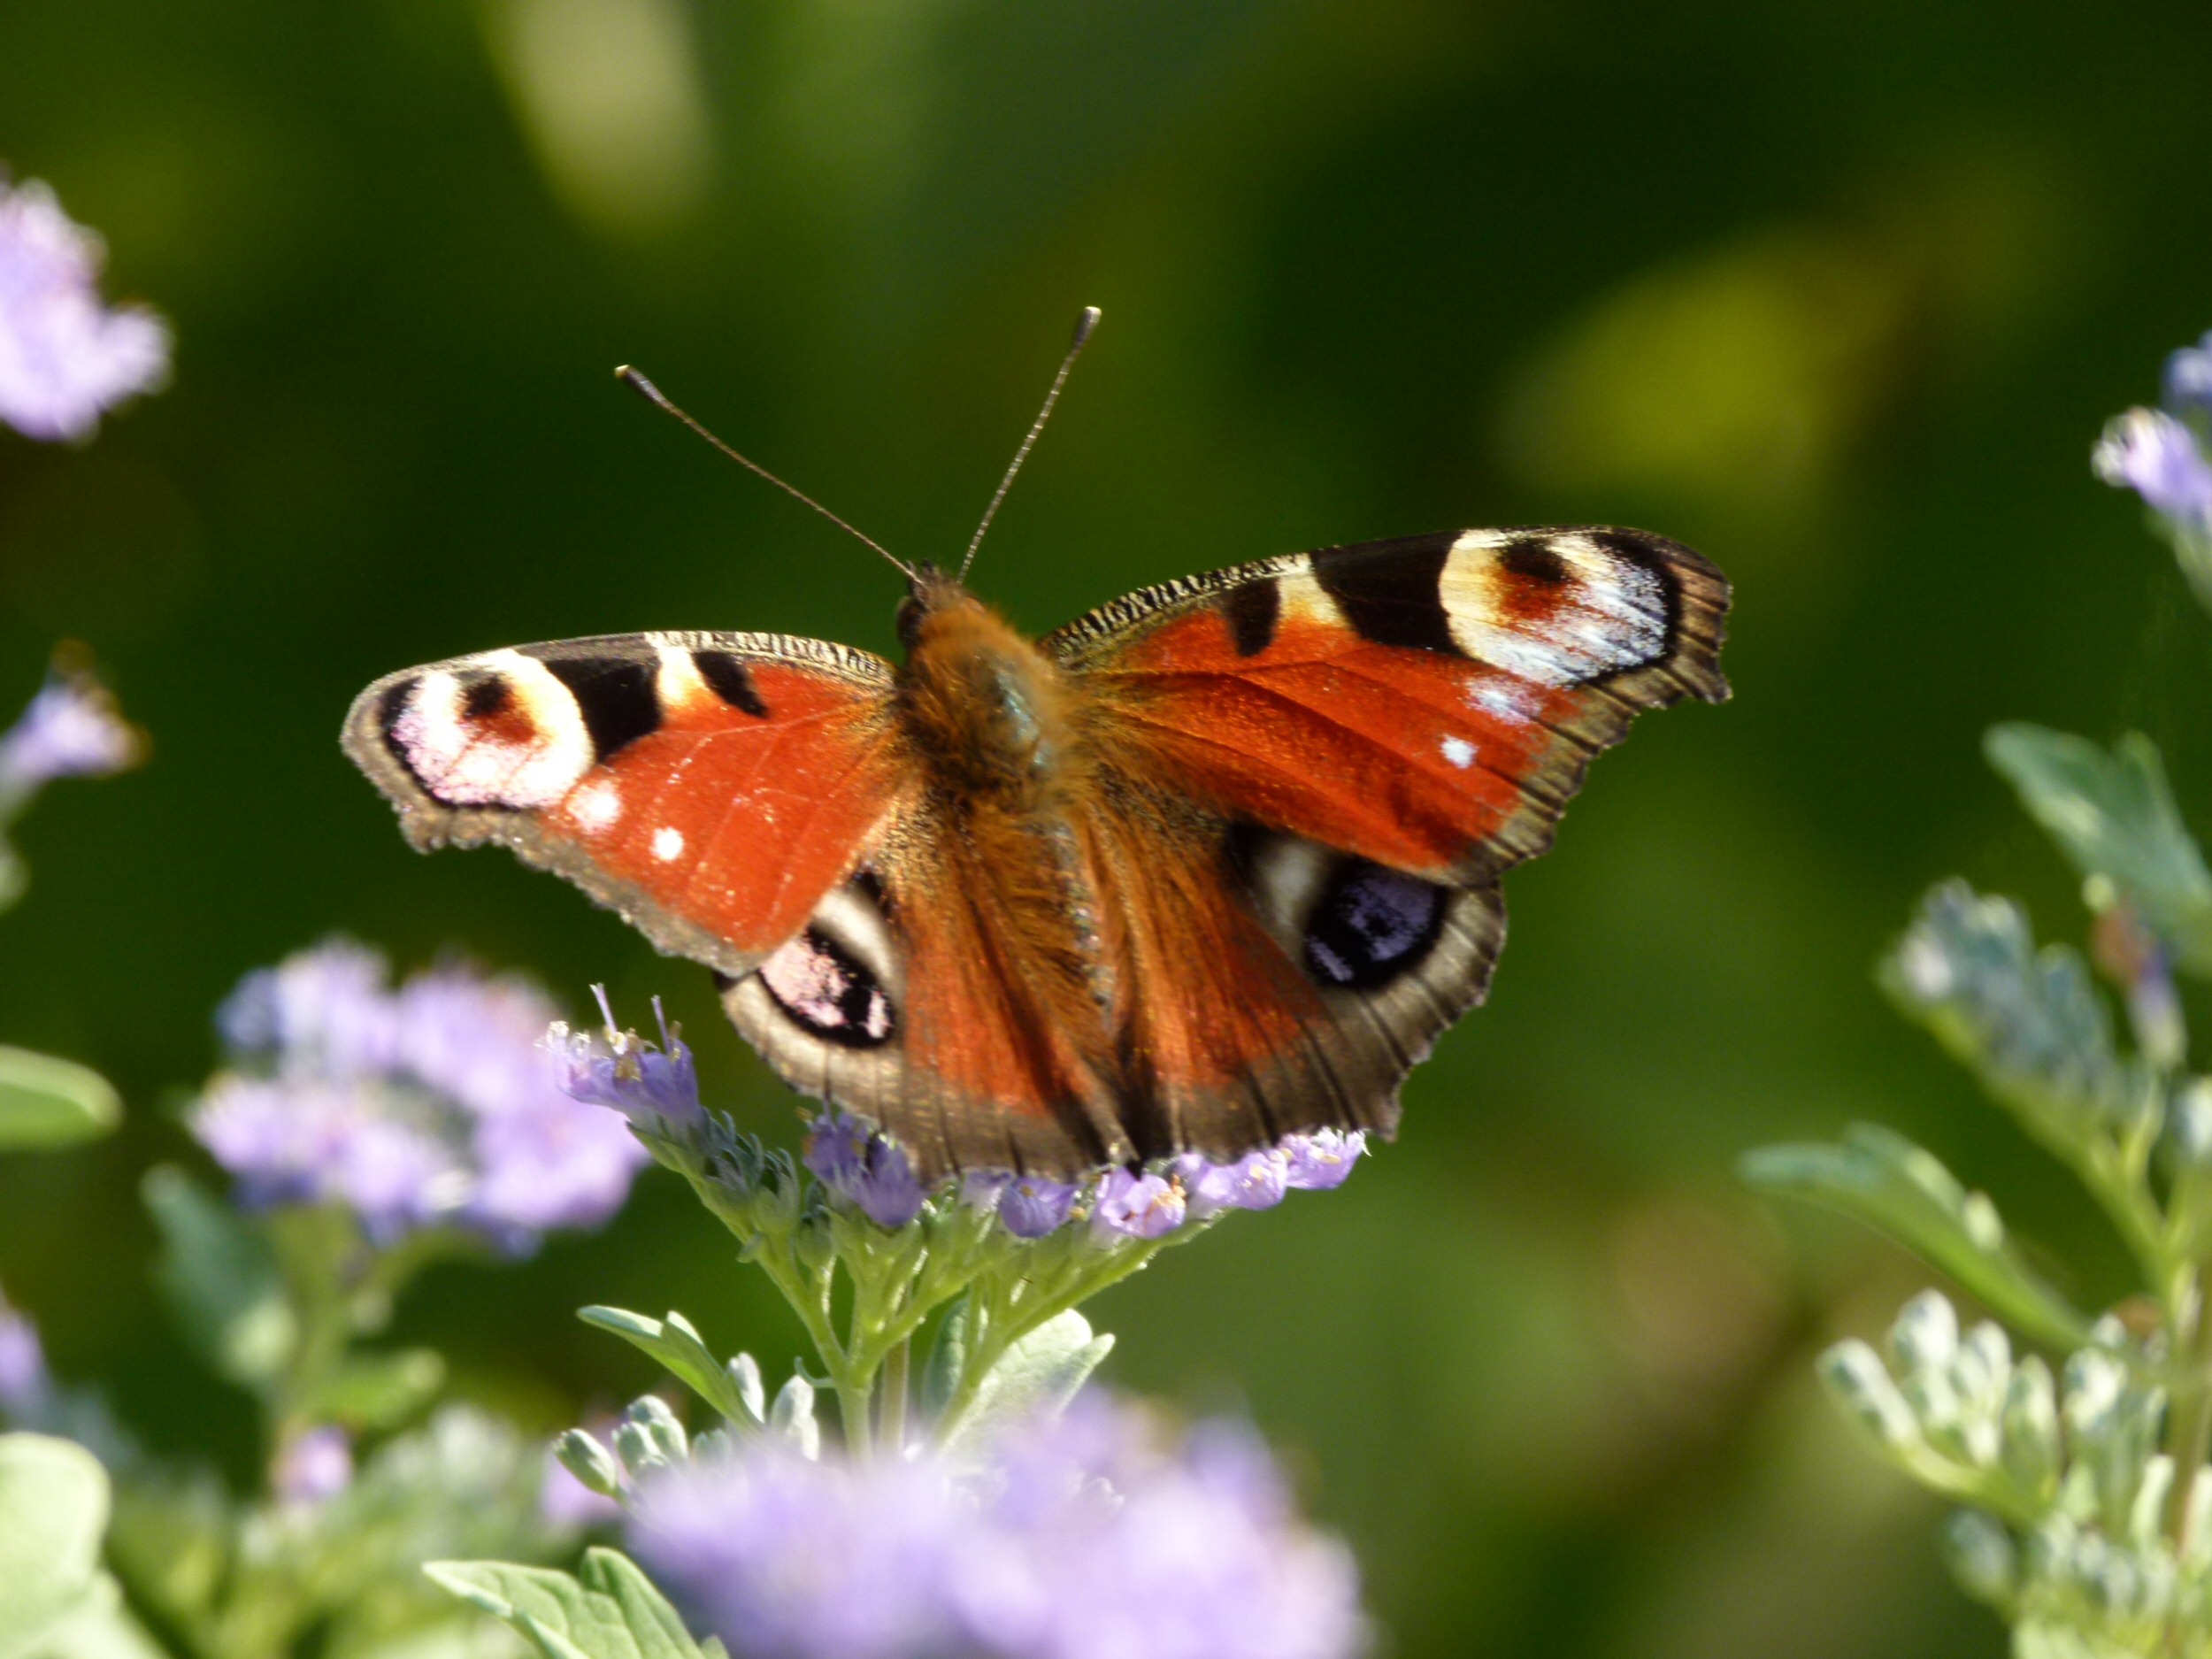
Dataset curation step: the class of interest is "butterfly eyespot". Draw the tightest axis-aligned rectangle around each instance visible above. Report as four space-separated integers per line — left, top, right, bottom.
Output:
759 927 897 1048
1304 861 1447 989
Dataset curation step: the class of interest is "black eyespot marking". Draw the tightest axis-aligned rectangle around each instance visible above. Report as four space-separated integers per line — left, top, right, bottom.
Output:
534 654 661 761
1500 537 1569 587
759 927 896 1048
1305 860 1447 989
1219 578 1280 657
460 673 511 720
692 650 770 717
1310 541 1463 656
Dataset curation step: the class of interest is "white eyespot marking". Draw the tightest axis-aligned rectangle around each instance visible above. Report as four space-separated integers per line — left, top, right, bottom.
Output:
1440 735 1476 770
810 879 903 998
1441 532 1669 687
389 650 593 808
652 826 686 861
571 778 623 833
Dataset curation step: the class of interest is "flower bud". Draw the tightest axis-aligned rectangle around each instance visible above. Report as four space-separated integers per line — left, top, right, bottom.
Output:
727 1352 766 1425
624 1394 689 1463
772 1374 820 1460
2001 1356 2060 1498
1941 1509 2016 1606
1819 1340 1920 1451
1890 1290 1959 1376
554 1428 623 1498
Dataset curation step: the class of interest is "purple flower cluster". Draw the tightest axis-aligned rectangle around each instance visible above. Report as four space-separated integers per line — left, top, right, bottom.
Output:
807 1109 1368 1241
0 177 169 442
190 941 648 1249
0 663 142 803
629 1394 1367 1659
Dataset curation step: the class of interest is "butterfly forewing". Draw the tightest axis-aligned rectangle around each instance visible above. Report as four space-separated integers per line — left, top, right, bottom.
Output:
342 631 909 978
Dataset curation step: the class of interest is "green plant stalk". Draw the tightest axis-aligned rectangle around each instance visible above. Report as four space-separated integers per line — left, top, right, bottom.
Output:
879 1338 910 1453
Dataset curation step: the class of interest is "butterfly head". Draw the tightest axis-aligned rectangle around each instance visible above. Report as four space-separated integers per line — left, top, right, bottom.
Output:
894 560 978 654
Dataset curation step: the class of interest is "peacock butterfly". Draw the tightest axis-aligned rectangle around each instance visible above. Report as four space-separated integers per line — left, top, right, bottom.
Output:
342 312 1730 1179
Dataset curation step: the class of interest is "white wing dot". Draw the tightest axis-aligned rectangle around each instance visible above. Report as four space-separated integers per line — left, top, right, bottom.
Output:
1440 735 1477 770
653 826 686 862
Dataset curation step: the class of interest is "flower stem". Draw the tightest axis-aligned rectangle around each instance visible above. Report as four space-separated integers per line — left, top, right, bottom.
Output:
879 1337 910 1454
2166 1265 2212 1550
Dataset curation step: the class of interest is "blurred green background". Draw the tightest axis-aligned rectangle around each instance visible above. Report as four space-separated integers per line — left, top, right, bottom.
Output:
4 0 2212 1652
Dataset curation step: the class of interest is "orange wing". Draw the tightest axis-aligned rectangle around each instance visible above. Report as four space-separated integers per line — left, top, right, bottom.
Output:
342 631 910 978
1049 526 1729 885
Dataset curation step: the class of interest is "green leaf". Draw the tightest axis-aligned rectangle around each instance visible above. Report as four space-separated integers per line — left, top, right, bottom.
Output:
1986 725 2212 972
296 1348 447 1431
425 1548 706 1659
1742 1124 2096 1352
0 1048 119 1150
940 1310 1112 1462
578 1308 758 1428
142 1166 296 1387
0 1434 109 1658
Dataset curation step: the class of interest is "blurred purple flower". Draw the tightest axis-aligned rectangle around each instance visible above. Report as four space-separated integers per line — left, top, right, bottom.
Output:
0 177 169 442
545 993 702 1129
0 664 142 802
2094 408 2212 532
273 1425 353 1505
2166 331 2212 420
1281 1130 1366 1190
629 1394 1366 1659
0 1291 50 1413
805 1108 926 1229
1092 1169 1185 1240
191 941 646 1251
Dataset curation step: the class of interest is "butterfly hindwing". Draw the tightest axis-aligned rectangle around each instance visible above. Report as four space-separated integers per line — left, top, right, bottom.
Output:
342 631 910 978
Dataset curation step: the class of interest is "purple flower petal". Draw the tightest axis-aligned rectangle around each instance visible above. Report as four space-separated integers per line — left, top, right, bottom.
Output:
1092 1169 1186 1240
0 178 170 442
273 1425 353 1505
0 667 142 795
2094 408 2212 529
1280 1130 1366 1190
805 1109 926 1230
0 1293 49 1413
996 1175 1079 1239
1180 1150 1290 1217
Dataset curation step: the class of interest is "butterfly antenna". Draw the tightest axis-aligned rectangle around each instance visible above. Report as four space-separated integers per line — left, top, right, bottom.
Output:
615 365 918 581
957 305 1101 581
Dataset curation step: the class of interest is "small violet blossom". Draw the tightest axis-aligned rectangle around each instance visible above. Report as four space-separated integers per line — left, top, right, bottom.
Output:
273 1426 353 1505
2093 407 2212 533
1091 1169 1186 1240
0 664 142 804
190 941 647 1250
0 177 169 442
544 992 703 1130
806 1108 926 1229
0 1290 49 1414
628 1393 1367 1659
